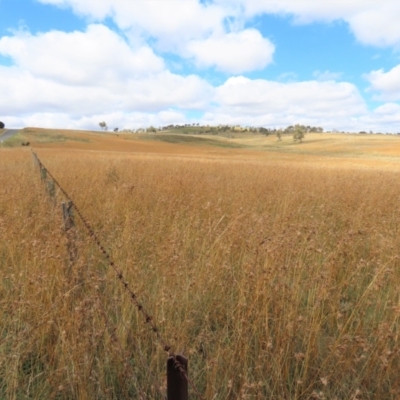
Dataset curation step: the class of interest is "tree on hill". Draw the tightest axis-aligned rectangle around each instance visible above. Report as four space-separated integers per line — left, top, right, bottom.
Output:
259 127 270 136
284 125 294 134
0 121 4 129
309 126 324 133
293 124 305 143
99 121 108 131
146 126 157 133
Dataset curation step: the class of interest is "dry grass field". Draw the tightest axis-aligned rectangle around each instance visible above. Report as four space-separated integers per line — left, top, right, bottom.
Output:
5 127 400 168
1 129 400 399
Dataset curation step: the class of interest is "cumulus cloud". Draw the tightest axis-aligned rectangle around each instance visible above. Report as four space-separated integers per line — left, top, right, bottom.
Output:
346 5 400 48
215 0 400 48
355 103 400 133
2 110 188 131
0 66 213 117
0 24 164 85
0 25 214 128
374 102 400 116
187 29 274 73
227 0 379 22
202 76 367 130
2 1 400 133
2 55 399 132
365 65 400 101
215 76 366 115
200 75 400 133
38 0 227 51
38 0 400 51
37 0 275 74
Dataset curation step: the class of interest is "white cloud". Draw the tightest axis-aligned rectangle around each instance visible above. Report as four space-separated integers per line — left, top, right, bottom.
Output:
215 76 366 115
215 0 400 49
2 55 400 132
199 75 400 133
374 102 400 116
0 65 213 116
0 26 213 127
357 103 400 133
2 2 400 133
347 5 400 48
2 110 188 131
187 29 274 73
365 65 400 101
38 0 227 51
37 0 275 74
202 76 367 129
38 0 400 51
0 24 164 85
228 0 378 22
122 71 214 111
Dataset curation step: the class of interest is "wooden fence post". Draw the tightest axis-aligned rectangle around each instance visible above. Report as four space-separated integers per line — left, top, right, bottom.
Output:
40 166 47 181
62 201 78 270
47 180 56 199
167 355 188 400
62 201 75 231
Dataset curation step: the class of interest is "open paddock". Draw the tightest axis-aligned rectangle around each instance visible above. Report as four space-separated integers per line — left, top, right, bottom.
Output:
1 131 400 398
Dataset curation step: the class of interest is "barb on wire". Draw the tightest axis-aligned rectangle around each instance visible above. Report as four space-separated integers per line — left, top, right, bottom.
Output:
31 150 204 400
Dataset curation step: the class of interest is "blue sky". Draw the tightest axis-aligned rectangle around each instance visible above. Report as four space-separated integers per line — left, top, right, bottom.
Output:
1 0 400 132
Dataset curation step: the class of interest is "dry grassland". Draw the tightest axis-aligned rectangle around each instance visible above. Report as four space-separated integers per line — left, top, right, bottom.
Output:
1 133 400 399
8 127 400 168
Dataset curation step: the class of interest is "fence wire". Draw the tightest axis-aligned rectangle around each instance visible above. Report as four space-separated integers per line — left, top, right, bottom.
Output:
31 150 204 400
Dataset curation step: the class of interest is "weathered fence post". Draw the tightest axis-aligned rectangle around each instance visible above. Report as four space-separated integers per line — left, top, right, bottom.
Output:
62 201 75 231
40 166 47 181
47 179 55 199
62 201 78 270
167 355 188 400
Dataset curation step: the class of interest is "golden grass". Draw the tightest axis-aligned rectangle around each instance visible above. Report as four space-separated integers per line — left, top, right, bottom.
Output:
1 138 400 398
12 127 400 167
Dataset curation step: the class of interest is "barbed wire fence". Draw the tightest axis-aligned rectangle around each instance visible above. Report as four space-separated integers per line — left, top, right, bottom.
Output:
34 152 159 399
31 150 204 400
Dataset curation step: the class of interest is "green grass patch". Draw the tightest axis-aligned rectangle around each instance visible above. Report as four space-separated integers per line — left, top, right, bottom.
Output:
28 131 90 144
135 134 245 148
1 129 91 146
0 133 25 147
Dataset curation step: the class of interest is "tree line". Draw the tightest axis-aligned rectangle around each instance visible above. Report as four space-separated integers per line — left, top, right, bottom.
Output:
98 121 326 142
